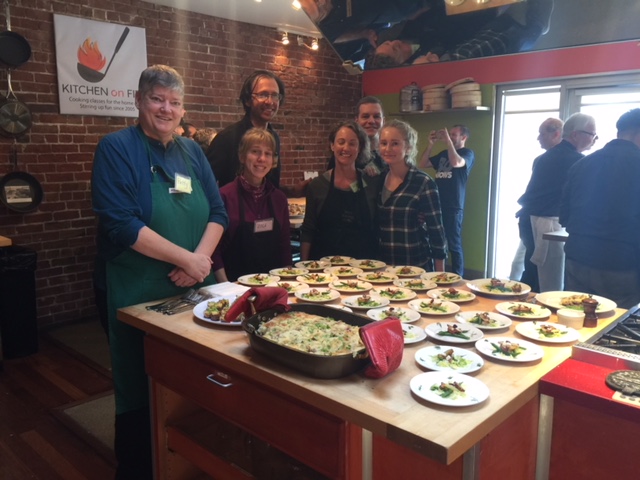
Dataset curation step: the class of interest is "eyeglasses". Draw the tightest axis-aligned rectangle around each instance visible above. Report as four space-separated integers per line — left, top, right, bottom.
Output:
252 92 283 102
578 130 598 140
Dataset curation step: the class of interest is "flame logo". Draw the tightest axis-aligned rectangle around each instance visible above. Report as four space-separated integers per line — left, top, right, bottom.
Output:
77 38 106 71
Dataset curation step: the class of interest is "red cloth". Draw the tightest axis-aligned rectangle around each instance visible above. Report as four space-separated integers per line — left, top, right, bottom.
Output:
225 286 290 322
359 318 404 378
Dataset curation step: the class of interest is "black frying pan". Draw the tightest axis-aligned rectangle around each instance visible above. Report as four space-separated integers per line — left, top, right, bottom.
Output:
0 70 31 137
0 146 43 213
0 0 31 68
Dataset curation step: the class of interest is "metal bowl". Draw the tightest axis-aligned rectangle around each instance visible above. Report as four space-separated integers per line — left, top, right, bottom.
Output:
243 303 372 379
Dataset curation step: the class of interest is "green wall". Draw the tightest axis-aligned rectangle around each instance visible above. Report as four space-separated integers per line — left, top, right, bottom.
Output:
377 85 495 277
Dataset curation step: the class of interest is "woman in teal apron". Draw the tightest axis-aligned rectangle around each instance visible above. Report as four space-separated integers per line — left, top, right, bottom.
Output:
92 65 228 479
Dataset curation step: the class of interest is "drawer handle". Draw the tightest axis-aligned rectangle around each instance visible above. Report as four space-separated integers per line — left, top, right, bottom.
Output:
206 373 233 388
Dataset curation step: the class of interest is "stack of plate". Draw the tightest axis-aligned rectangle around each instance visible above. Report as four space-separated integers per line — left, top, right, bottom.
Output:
421 84 448 111
446 78 482 108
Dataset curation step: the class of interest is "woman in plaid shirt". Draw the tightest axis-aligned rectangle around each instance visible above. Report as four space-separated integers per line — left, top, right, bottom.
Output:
377 119 447 270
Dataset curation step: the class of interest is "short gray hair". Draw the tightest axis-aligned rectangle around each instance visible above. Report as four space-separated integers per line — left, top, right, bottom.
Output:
138 65 184 98
562 113 595 138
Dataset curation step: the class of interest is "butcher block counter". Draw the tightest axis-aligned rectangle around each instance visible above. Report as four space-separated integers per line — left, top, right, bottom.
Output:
118 283 623 480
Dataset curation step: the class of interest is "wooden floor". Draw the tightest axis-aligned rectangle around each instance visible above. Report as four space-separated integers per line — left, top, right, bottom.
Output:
0 334 116 479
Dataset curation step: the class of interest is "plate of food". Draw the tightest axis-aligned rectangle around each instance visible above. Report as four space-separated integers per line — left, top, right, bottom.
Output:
266 281 307 295
294 288 340 303
410 372 489 407
295 260 331 271
425 322 484 344
366 306 421 323
475 337 544 363
393 278 437 291
288 202 305 218
193 296 241 326
495 302 551 319
238 273 280 286
534 291 617 314
269 267 309 278
328 280 372 294
466 278 531 296
427 287 476 303
342 294 389 310
371 286 417 301
402 324 427 344
415 345 484 373
357 271 399 284
296 273 336 285
421 272 462 285
515 321 580 343
385 265 426 277
408 298 460 316
324 266 363 278
320 255 354 266
350 259 386 270
455 311 512 330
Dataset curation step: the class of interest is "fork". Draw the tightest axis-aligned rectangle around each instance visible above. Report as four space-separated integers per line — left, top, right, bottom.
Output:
163 290 213 315
146 289 197 312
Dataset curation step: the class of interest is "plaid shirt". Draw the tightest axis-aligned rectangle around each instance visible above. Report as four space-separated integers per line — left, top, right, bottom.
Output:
378 167 447 269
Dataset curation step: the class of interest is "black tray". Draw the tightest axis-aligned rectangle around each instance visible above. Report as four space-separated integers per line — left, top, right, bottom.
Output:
243 303 372 379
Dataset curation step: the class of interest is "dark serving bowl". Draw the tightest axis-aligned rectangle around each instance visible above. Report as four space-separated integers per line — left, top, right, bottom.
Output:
243 303 373 379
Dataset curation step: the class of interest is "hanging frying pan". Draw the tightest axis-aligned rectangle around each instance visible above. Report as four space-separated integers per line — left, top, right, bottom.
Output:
0 0 31 68
0 70 31 137
0 145 43 213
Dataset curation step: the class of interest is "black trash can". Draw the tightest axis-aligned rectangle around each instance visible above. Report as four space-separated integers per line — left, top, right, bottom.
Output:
0 246 38 358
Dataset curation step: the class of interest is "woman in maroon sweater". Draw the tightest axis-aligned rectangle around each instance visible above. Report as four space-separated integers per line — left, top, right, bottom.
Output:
213 129 291 281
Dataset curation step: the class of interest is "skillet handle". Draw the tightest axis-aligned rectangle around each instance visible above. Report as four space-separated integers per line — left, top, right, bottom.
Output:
4 0 11 32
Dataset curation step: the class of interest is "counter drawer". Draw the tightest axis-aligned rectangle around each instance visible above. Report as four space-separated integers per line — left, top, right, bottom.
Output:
145 336 347 478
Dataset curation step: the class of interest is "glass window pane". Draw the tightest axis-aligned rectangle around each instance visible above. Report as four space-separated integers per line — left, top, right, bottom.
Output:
504 91 561 112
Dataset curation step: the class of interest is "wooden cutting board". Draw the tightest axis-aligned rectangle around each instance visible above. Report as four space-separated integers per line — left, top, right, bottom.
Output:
0 236 12 247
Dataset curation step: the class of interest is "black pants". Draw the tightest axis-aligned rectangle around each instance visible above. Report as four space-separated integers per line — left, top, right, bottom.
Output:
518 215 540 292
115 407 153 480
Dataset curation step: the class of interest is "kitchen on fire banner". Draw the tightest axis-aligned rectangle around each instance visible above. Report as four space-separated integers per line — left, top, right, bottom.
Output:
53 14 147 117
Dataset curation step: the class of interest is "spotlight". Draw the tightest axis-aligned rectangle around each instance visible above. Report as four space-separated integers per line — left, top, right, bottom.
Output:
281 32 289 45
292 0 301 9
311 38 319 50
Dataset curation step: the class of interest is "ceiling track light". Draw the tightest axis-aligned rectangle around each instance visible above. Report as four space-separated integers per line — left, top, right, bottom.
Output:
297 35 319 51
281 31 289 45
291 0 301 10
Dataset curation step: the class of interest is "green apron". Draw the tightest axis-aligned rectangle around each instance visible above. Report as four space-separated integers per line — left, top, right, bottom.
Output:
107 135 213 414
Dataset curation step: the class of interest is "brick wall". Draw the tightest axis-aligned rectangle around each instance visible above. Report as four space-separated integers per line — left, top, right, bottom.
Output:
0 0 361 327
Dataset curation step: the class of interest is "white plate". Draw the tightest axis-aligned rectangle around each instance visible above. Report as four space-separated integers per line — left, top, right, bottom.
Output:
350 259 386 270
266 281 307 295
393 278 437 291
371 286 417 302
534 291 617 314
415 345 484 373
328 280 372 294
455 311 512 330
327 304 353 312
269 267 309 278
421 272 462 285
324 266 363 277
320 255 354 265
342 294 390 310
238 273 280 286
410 372 489 407
515 321 580 343
402 324 427 344
193 296 242 327
475 337 545 363
366 306 421 323
495 302 551 319
295 260 331 271
466 278 531 296
294 288 340 303
385 265 426 277
425 322 484 344
427 288 476 303
408 299 460 316
357 272 399 284
296 273 336 285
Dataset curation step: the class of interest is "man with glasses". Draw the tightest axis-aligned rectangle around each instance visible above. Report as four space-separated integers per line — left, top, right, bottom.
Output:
206 70 285 188
517 112 597 292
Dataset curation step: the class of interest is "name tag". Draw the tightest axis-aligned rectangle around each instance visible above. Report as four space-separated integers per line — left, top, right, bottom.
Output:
174 173 192 193
254 218 274 233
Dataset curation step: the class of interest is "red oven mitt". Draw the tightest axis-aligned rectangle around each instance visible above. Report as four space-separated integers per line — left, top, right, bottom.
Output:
225 286 290 322
359 318 404 378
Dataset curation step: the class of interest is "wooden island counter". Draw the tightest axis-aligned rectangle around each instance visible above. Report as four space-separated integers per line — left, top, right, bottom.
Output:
118 285 623 480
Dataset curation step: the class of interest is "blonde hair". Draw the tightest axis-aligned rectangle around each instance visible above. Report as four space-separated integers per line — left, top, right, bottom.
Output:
238 128 278 172
381 119 418 165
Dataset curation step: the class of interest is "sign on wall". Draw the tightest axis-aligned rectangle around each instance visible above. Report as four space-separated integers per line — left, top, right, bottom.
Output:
53 14 147 117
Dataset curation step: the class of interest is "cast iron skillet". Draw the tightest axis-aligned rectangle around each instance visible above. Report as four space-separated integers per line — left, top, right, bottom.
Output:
0 0 31 68
0 71 32 137
0 146 43 213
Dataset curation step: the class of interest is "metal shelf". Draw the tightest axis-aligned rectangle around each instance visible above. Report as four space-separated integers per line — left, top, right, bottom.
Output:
391 106 491 115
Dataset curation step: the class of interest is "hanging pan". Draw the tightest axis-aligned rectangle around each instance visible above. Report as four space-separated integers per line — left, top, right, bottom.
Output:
0 145 43 213
0 0 31 68
0 70 31 137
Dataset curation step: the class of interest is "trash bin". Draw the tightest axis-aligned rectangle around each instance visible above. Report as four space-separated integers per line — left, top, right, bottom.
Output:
0 246 38 358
